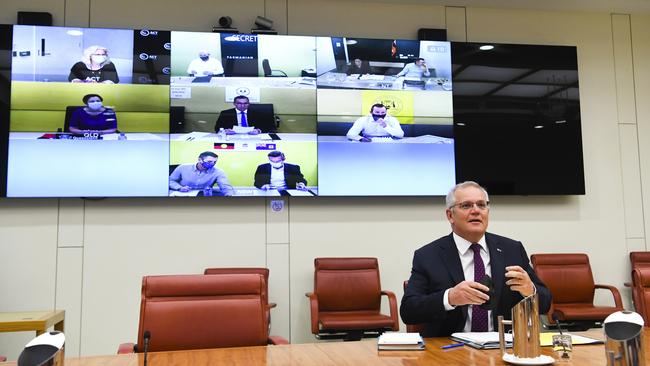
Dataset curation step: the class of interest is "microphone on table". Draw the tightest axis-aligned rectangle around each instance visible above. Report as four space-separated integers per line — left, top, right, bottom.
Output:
552 312 570 359
143 330 151 366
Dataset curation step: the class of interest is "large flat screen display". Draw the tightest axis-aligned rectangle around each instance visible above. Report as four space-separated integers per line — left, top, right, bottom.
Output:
0 24 586 198
451 42 585 195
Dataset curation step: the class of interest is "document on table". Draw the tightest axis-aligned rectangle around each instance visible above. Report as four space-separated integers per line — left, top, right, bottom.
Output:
450 332 512 349
377 332 425 351
539 333 603 346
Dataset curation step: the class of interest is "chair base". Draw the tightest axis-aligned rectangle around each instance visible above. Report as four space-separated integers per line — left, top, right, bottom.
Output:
315 328 389 341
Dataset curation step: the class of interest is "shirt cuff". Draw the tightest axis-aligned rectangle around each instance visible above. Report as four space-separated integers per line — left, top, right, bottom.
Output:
443 289 456 311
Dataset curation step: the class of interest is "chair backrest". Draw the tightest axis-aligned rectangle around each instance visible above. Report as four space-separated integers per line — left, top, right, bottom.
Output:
530 253 596 304
63 106 82 132
262 59 272 77
402 280 425 334
204 267 270 304
314 257 382 312
631 252 650 270
136 273 269 352
632 268 650 325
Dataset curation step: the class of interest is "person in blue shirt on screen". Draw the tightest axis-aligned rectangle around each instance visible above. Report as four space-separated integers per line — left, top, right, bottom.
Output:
396 58 430 78
346 104 404 142
169 151 234 196
69 94 118 135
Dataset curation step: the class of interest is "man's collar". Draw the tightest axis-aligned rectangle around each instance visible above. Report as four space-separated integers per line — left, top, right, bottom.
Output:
452 232 486 255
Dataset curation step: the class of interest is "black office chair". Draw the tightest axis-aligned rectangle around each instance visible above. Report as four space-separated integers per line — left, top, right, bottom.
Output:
262 59 287 77
63 106 83 132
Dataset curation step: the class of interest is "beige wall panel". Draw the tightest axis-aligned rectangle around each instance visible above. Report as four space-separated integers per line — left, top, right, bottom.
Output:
57 199 85 248
445 6 467 42
55 247 83 357
632 15 650 252
267 243 291 340
88 0 265 31
289 197 447 343
266 197 289 244
619 124 646 239
0 200 58 360
612 14 637 125
265 0 288 35
64 0 90 27
0 1 64 26
287 0 445 38
79 198 267 356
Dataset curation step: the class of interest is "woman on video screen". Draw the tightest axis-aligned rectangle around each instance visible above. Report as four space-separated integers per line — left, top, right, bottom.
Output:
69 94 118 135
68 45 119 84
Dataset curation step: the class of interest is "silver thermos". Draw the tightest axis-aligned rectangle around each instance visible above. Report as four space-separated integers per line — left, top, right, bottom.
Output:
604 310 645 366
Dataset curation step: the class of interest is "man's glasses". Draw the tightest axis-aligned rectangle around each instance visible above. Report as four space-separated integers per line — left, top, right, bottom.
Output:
451 201 489 211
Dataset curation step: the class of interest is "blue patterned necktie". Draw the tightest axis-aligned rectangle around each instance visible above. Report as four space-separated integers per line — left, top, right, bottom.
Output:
471 243 489 332
240 112 248 127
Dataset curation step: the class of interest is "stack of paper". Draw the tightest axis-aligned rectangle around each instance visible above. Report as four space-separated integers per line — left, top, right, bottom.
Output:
377 332 425 351
450 332 512 349
539 333 603 346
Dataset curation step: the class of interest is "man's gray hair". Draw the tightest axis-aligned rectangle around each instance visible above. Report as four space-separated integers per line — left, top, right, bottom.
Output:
445 181 489 208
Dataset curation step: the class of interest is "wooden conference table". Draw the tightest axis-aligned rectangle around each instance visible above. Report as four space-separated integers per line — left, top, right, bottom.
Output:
1 329 620 366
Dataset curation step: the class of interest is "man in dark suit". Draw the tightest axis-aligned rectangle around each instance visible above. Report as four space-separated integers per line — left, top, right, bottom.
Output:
254 150 307 190
214 95 276 134
400 181 551 337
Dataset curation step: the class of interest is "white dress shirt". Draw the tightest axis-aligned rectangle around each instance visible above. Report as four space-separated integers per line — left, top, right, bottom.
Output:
346 114 405 141
442 232 493 332
270 165 286 189
186 57 224 76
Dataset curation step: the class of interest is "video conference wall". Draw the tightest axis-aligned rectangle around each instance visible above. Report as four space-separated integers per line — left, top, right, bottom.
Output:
0 24 584 198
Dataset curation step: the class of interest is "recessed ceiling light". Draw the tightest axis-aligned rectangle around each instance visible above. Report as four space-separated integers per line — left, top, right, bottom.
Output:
534 125 544 129
67 30 83 36
479 45 494 51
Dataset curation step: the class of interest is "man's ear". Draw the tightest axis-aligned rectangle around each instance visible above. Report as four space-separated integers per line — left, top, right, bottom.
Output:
445 208 454 223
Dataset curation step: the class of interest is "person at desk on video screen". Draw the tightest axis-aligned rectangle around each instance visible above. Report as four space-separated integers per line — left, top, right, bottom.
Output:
187 50 224 77
400 181 551 337
215 95 275 135
68 46 119 84
346 103 404 142
346 58 371 75
169 151 234 196
396 58 430 78
254 150 307 191
68 94 117 135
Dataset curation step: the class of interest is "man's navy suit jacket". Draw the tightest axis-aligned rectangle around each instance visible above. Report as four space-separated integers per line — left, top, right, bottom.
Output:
400 232 551 337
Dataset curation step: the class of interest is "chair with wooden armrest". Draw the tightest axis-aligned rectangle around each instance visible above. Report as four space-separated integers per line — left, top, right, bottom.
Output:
531 253 623 330
117 273 288 354
306 257 398 340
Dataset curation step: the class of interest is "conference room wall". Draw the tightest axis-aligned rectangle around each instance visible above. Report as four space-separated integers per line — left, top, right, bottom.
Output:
0 0 649 359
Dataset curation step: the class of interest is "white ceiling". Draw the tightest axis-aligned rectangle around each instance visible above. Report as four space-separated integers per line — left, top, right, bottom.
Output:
331 0 650 14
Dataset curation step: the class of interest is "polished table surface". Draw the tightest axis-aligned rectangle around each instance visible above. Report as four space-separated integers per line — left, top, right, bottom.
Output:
0 329 617 366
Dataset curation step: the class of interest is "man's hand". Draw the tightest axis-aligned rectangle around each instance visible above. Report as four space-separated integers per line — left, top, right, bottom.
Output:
260 184 271 190
359 137 372 142
374 118 387 128
225 129 236 135
248 129 261 135
448 280 490 306
505 266 535 297
179 186 191 192
296 182 306 190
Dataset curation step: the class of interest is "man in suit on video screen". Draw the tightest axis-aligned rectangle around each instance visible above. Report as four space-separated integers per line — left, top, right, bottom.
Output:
215 95 276 135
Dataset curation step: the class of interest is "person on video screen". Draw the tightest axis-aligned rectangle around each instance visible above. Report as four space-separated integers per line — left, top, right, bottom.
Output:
169 151 234 196
68 46 119 84
254 150 307 191
346 103 404 142
396 57 430 78
346 58 371 76
68 94 117 135
215 95 276 135
187 50 224 77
